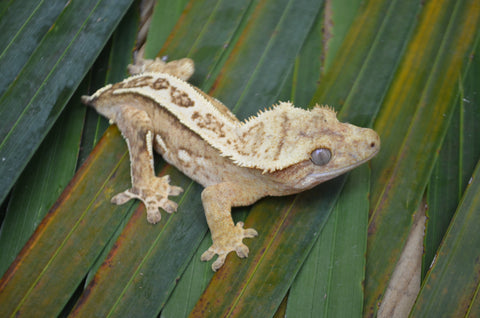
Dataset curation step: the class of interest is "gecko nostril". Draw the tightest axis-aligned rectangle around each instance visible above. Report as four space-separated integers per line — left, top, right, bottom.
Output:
370 142 376 148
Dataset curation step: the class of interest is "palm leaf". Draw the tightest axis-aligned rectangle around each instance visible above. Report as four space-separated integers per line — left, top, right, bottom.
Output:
0 1 140 278
412 158 480 316
0 0 135 204
413 30 480 317
365 1 480 315
287 0 421 315
0 0 479 317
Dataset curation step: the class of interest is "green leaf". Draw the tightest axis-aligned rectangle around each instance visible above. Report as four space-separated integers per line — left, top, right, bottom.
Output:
191 181 344 317
0 0 139 279
143 0 190 59
0 0 135 204
160 237 215 318
420 25 480 313
159 0 259 89
422 103 462 279
0 90 85 277
0 127 135 317
323 0 362 71
0 0 68 94
410 158 480 316
313 0 421 122
286 167 370 317
365 0 480 315
69 170 206 317
212 0 323 118
277 5 324 107
81 4 142 283
285 0 421 316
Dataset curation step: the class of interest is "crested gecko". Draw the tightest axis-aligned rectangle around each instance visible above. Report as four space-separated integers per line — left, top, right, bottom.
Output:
82 57 380 271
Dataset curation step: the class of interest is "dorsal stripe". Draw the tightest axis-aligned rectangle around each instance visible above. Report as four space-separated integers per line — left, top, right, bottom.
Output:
108 72 314 172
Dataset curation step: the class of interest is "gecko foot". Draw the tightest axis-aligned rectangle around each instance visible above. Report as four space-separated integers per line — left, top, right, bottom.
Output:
128 57 194 80
200 222 258 271
111 175 183 223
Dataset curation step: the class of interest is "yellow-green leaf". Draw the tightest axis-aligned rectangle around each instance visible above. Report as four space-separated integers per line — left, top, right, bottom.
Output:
365 0 480 315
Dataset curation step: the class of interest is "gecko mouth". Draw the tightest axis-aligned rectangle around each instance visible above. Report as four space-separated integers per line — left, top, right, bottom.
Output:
297 145 380 189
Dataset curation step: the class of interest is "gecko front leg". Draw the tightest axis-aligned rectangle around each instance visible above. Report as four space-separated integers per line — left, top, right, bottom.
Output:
200 183 260 271
111 105 183 223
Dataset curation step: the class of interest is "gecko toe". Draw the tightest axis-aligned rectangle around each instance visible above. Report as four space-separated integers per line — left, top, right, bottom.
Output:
161 199 178 213
201 248 215 262
146 208 162 224
169 185 183 196
111 190 135 205
201 248 228 271
212 254 227 272
235 221 258 238
235 244 249 258
244 228 258 238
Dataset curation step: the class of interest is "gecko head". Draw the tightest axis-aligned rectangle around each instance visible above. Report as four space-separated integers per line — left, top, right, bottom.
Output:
269 105 380 191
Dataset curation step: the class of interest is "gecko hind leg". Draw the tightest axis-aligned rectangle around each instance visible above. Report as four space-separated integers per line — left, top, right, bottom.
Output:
111 105 183 223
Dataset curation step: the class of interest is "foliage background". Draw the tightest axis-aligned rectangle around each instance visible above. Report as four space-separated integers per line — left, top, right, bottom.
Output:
0 0 479 317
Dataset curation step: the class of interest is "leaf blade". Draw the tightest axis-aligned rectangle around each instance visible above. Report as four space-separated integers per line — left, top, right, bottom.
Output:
0 0 134 204
365 0 480 314
411 158 480 316
286 0 421 316
286 167 370 317
0 127 134 317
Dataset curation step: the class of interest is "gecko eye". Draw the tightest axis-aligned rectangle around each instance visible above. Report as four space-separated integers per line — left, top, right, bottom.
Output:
310 148 331 166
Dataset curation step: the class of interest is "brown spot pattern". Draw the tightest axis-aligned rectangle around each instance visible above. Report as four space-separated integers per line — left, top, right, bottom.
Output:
171 86 194 107
152 78 170 90
239 122 264 156
121 76 153 88
191 111 226 137
115 76 171 91
273 112 288 160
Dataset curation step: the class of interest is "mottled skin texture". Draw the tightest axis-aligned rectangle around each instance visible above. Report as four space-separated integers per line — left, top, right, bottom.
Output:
82 57 380 271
